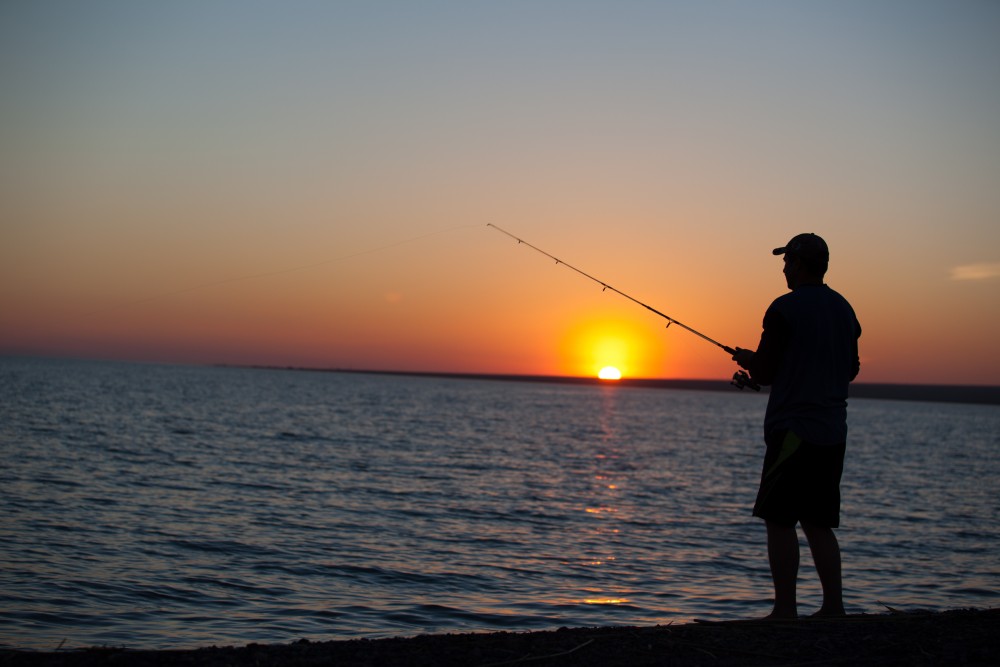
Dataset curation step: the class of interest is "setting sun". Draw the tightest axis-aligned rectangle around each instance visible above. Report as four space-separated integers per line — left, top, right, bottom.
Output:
598 366 622 380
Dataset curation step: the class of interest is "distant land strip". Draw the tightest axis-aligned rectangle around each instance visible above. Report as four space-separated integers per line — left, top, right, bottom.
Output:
261 367 1000 406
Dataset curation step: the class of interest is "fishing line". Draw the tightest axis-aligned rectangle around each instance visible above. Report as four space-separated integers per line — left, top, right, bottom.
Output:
487 223 759 390
88 223 480 315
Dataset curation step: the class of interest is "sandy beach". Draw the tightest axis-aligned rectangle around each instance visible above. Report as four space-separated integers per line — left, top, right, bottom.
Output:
4 608 997 666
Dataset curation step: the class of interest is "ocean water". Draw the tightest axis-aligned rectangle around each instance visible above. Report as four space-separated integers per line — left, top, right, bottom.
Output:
1 357 998 650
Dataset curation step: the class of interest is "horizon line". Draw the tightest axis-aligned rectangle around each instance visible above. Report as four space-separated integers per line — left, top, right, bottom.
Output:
242 365 1000 406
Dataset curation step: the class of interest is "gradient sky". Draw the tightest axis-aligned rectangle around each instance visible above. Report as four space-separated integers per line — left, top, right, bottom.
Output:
2 1 998 384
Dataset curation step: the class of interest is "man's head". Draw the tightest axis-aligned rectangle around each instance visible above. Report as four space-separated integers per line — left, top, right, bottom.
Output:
773 233 828 287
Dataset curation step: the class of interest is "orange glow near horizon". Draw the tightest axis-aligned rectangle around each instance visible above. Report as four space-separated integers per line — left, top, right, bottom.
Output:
559 316 667 379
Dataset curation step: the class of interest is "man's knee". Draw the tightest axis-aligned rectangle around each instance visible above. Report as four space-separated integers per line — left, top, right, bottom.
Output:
800 520 836 542
800 520 830 532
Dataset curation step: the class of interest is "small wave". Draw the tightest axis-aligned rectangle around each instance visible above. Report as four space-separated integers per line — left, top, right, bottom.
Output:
169 538 281 558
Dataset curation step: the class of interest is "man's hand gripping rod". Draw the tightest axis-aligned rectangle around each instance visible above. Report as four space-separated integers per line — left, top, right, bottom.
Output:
487 224 759 390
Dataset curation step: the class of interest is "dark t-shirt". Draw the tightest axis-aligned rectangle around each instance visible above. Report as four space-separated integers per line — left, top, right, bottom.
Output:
748 284 861 445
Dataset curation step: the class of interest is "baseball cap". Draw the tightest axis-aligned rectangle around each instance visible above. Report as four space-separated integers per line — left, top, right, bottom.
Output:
772 233 829 261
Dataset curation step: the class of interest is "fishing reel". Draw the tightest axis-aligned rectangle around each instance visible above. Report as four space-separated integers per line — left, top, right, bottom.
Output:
731 370 761 392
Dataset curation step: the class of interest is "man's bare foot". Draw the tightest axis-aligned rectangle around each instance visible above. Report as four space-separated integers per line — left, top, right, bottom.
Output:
762 609 798 621
810 606 846 618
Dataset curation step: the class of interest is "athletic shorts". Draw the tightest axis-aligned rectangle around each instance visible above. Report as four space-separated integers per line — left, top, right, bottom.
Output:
752 429 846 528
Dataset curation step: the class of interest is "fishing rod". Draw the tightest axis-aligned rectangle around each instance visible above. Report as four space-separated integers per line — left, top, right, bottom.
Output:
487 224 759 390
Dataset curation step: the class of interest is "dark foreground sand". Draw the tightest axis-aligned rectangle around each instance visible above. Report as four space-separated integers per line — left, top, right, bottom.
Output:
3 608 997 666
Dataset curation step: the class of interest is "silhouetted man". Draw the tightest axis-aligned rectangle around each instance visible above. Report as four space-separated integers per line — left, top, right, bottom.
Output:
733 233 861 619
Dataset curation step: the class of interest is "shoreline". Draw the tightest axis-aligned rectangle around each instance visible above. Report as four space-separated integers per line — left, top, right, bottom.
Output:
5 608 998 666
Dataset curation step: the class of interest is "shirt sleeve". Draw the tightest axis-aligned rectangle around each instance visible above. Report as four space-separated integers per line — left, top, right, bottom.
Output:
850 318 861 382
748 304 789 386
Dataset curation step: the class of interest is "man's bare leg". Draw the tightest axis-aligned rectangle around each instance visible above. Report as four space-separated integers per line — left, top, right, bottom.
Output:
765 521 799 619
801 521 845 616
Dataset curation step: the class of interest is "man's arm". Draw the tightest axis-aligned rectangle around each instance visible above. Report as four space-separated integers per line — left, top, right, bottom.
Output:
850 319 861 382
732 307 788 387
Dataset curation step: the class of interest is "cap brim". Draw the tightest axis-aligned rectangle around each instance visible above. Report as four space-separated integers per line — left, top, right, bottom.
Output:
772 247 787 255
